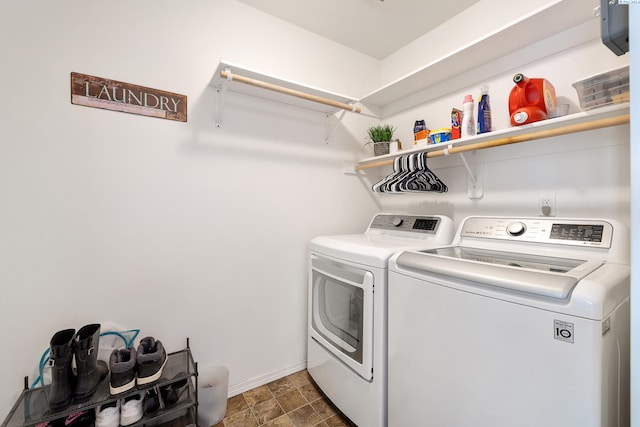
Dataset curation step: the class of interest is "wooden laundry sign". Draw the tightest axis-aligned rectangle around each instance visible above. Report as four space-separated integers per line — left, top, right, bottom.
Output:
70 72 187 122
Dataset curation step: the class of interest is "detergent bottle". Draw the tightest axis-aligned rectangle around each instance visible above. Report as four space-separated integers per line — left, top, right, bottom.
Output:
461 94 476 138
477 85 492 134
508 73 557 126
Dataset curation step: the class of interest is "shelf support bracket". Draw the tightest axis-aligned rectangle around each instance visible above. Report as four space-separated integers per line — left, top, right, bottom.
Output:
215 68 232 128
445 147 483 199
457 150 477 184
343 161 360 175
325 110 346 144
459 151 483 199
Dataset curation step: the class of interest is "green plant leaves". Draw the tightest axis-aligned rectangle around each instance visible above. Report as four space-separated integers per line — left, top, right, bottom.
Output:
367 124 395 143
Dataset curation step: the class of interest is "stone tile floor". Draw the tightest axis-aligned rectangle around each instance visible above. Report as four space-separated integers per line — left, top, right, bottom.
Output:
210 370 356 427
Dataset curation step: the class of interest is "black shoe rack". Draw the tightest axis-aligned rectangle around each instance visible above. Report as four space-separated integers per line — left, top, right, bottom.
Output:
1 339 199 427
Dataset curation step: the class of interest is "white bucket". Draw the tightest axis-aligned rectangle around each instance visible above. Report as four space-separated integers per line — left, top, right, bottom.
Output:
198 365 229 426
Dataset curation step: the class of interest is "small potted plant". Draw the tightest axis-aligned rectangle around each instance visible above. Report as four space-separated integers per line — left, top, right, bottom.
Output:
366 124 395 156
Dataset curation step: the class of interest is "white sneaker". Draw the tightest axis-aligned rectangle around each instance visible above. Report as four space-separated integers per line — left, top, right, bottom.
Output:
95 400 120 427
120 393 144 426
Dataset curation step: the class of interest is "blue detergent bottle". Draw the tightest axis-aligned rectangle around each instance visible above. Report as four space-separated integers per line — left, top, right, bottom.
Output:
477 85 492 134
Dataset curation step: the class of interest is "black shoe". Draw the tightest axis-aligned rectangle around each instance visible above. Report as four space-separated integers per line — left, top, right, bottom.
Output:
47 329 76 411
160 376 189 407
143 388 161 415
34 417 64 427
73 324 109 402
136 337 167 386
61 409 95 427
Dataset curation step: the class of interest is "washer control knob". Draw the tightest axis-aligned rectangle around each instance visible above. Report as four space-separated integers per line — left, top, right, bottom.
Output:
506 222 526 236
392 217 404 227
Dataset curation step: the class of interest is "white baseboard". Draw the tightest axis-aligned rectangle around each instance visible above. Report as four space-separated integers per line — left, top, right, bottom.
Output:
227 360 307 397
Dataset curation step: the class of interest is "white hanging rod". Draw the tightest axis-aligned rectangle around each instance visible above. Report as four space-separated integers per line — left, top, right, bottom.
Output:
220 70 362 114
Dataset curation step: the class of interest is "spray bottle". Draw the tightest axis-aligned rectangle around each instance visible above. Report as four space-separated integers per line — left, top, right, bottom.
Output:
477 85 492 134
461 94 476 138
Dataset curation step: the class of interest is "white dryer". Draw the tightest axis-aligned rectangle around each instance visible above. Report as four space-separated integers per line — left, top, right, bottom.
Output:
308 213 455 427
388 216 630 427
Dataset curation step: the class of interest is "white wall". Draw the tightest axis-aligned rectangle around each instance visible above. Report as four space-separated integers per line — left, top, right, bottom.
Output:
0 0 381 415
381 0 552 83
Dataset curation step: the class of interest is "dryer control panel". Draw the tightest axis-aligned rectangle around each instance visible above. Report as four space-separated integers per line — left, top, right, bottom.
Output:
370 214 440 234
460 217 613 248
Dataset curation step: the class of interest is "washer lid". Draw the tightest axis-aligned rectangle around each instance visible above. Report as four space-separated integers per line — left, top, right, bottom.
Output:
395 247 605 299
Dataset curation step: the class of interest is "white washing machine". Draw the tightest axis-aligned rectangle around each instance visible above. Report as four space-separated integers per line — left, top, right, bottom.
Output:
307 213 455 427
388 216 630 427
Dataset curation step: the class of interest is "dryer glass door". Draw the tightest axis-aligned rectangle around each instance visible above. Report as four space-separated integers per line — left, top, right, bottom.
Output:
310 255 374 381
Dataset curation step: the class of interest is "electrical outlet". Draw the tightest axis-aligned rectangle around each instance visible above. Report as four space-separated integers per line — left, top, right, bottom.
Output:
539 193 556 216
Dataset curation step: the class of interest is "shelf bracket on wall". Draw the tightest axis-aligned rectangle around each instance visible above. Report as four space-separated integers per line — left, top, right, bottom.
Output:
215 67 232 128
325 110 346 144
461 152 483 200
443 146 483 199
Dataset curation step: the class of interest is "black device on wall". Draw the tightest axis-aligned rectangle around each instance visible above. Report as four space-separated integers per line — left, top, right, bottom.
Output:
601 0 629 56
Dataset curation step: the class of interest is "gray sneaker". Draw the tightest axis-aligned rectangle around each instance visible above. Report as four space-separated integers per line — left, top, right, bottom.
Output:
109 348 137 395
136 337 167 386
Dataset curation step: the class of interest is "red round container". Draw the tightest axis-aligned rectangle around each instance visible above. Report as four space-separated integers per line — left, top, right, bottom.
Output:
508 73 557 126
